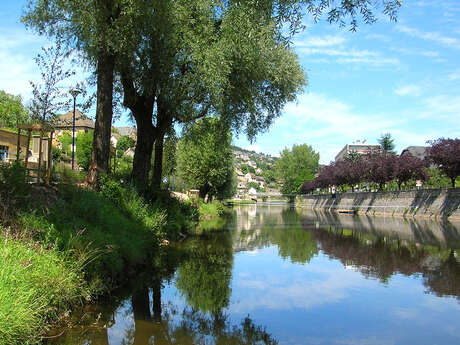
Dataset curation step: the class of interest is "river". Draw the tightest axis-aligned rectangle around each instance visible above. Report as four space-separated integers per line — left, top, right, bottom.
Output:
47 205 460 345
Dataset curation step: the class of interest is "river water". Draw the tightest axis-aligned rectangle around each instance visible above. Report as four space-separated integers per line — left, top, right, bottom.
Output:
47 205 460 345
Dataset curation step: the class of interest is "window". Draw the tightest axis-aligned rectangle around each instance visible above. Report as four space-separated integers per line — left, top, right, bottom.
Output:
0 145 8 162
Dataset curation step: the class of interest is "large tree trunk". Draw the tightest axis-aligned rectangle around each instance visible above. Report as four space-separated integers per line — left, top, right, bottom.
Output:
132 118 155 189
87 50 115 188
151 131 165 190
452 177 456 188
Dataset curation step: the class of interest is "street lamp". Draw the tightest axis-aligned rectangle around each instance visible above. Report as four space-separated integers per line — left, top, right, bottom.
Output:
70 88 81 170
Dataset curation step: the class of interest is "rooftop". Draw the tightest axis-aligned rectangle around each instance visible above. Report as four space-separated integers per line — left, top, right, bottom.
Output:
55 110 94 129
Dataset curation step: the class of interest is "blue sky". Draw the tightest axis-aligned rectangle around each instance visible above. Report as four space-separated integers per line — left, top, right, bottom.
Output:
1 1 459 164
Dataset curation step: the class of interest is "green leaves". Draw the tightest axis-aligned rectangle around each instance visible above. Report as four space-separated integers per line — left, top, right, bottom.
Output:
275 143 319 195
0 91 29 128
177 118 235 200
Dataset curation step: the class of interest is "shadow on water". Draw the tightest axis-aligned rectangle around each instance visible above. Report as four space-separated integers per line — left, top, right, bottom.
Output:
47 205 460 344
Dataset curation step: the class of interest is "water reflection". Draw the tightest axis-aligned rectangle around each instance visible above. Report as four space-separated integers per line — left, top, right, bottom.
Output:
47 206 460 345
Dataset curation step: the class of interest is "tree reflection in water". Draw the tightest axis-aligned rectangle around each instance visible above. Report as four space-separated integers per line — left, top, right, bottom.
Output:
299 212 460 299
47 229 278 345
46 206 460 345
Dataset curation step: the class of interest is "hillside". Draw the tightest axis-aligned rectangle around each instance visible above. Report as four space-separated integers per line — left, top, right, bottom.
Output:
232 146 279 197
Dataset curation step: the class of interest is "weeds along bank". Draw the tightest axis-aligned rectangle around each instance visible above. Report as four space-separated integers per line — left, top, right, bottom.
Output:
0 163 198 345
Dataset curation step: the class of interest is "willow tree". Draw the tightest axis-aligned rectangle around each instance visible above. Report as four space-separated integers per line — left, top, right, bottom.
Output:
119 0 307 189
23 0 401 189
121 0 401 189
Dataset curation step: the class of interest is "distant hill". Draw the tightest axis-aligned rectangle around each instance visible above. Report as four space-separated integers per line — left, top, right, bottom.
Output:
232 146 279 196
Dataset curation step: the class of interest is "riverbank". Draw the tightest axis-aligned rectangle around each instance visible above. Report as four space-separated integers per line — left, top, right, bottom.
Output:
297 188 460 220
0 170 198 345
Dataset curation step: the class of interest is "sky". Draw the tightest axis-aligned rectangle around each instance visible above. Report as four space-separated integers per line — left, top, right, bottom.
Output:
1 1 459 164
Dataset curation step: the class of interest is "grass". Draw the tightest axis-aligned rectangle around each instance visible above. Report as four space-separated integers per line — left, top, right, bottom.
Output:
16 183 193 283
0 162 199 344
0 157 201 343
198 200 226 219
0 235 91 345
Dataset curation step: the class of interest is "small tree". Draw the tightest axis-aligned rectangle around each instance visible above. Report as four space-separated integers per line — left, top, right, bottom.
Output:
300 180 315 194
29 43 75 124
393 153 428 190
378 133 395 153
176 118 235 200
0 90 30 128
275 144 319 195
427 138 460 188
365 152 397 190
116 136 135 158
75 131 93 171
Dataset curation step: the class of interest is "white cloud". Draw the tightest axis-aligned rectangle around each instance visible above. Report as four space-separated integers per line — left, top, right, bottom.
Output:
336 57 400 66
396 25 460 49
295 35 347 47
394 84 422 96
298 47 378 58
391 47 440 58
298 47 399 67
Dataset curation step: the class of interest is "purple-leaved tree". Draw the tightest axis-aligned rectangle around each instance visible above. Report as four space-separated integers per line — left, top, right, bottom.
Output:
427 138 460 188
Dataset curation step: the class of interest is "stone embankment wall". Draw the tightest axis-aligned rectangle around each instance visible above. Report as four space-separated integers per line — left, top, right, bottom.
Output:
297 188 460 220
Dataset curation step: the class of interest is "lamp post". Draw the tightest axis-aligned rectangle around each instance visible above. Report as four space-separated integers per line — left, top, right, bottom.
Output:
70 89 81 170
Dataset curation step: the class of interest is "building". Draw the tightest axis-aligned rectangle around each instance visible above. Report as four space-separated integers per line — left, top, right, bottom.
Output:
54 110 95 135
335 140 381 162
400 146 429 161
115 126 137 141
0 128 29 162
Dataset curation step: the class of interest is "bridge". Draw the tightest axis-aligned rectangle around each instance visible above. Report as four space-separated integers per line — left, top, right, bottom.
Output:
246 192 297 203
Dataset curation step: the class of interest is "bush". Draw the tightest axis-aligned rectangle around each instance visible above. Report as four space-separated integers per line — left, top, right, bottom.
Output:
0 162 29 221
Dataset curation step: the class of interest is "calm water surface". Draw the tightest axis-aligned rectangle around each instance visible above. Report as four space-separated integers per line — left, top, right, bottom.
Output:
48 205 460 345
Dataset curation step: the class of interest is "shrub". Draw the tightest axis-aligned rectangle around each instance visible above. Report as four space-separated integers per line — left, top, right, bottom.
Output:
0 162 29 221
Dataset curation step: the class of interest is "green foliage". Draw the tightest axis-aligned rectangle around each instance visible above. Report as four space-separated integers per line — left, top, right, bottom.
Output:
0 90 29 128
378 133 395 153
57 132 72 154
275 144 319 195
175 232 233 314
240 164 249 174
75 131 93 171
177 118 236 200
29 43 74 123
113 155 133 182
116 135 135 158
248 181 262 192
51 146 62 163
53 163 84 184
0 162 29 221
425 167 452 189
199 200 226 219
0 235 91 345
161 133 178 179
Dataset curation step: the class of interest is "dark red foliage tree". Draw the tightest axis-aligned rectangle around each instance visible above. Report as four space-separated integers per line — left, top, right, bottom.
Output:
365 152 397 190
300 180 316 194
427 138 460 188
336 157 369 192
393 153 428 190
315 164 336 191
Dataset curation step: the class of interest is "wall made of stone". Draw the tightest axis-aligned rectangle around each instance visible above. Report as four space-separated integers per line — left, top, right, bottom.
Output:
297 189 460 220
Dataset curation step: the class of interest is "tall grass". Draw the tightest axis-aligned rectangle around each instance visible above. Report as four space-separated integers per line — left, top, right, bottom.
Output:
18 185 166 282
199 200 226 219
0 163 199 344
0 235 90 345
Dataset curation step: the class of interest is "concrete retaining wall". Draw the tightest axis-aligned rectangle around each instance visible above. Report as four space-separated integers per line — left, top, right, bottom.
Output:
297 188 460 220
